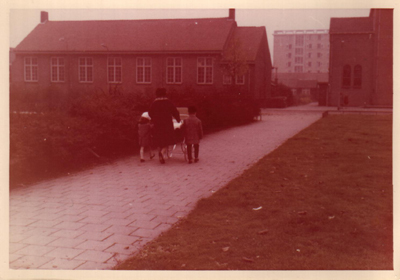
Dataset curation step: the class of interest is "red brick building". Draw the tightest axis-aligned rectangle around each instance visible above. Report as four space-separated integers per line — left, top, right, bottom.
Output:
328 9 393 107
10 10 272 103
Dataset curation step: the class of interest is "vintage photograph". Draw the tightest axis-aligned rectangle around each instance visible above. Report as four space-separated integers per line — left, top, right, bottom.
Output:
5 3 396 279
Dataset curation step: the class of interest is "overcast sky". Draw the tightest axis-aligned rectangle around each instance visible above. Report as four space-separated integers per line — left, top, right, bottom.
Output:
9 8 372 60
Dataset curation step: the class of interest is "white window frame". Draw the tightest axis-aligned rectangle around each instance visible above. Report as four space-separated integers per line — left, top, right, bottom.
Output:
197 57 213 84
235 75 245 85
166 57 182 84
79 57 93 83
50 57 65 83
108 57 122 83
24 57 38 82
136 57 151 84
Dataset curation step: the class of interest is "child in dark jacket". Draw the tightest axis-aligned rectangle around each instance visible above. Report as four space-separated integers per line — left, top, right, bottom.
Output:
181 106 203 164
138 112 155 162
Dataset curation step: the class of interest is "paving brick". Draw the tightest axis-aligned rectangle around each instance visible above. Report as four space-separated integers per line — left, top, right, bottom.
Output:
30 212 63 221
75 240 115 251
9 218 38 227
47 237 87 248
78 223 112 233
9 225 32 235
24 226 61 236
102 218 135 227
10 255 54 269
21 235 59 246
76 215 111 224
29 219 63 228
77 231 114 241
127 219 161 229
73 250 114 263
38 258 86 270
79 209 110 217
9 234 31 243
75 261 114 270
102 225 138 235
9 243 29 254
9 254 24 263
58 214 87 223
125 213 156 221
50 229 86 239
53 221 86 230
13 244 57 257
103 234 141 245
44 247 85 259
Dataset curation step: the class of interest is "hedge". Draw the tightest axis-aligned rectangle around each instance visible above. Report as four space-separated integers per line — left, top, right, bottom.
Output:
10 89 260 188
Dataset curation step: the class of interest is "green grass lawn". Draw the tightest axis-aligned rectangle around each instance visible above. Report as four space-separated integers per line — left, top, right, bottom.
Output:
114 114 393 270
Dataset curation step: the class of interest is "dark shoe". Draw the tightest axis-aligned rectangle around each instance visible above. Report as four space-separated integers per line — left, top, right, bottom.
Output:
188 160 193 164
159 152 165 164
194 158 199 163
140 159 145 163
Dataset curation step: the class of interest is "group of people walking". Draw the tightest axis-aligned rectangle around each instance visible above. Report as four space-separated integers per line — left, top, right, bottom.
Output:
137 88 203 164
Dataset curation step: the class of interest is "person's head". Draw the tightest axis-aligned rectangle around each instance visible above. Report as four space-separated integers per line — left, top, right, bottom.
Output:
139 116 150 124
188 106 197 115
155 88 167 98
139 112 151 124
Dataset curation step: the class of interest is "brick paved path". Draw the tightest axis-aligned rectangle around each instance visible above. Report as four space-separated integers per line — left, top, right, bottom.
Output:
9 112 322 270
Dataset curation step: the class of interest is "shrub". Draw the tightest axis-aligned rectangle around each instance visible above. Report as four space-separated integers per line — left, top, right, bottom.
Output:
10 90 151 187
10 88 259 187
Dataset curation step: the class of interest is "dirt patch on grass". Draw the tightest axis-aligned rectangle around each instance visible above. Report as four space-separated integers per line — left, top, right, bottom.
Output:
114 114 392 270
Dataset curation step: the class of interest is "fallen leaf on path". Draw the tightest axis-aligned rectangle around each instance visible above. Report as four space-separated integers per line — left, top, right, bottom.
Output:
258 229 269 235
222 247 230 252
242 257 254 263
329 216 335 219
253 206 262 210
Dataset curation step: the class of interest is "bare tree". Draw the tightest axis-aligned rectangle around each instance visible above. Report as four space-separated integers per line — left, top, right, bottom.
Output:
222 37 249 91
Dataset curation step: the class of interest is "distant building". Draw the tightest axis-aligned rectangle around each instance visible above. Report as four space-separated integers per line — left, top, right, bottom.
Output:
273 29 329 99
10 9 272 104
328 9 393 107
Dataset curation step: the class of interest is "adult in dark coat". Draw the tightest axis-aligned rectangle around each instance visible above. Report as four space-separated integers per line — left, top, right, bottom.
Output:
148 88 181 163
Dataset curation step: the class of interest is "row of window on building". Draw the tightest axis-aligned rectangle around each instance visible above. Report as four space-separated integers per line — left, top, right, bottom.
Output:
24 57 245 85
287 61 324 67
286 52 324 58
294 34 326 46
286 43 326 49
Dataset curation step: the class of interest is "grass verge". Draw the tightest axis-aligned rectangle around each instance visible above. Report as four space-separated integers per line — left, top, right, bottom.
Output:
114 114 393 270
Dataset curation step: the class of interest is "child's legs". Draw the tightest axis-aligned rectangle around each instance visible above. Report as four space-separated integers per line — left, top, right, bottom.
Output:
194 144 199 159
186 144 193 160
140 146 145 159
147 145 154 157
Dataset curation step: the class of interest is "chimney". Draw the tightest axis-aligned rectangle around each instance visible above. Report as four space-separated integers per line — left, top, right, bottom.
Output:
229 9 235 20
41 11 48 23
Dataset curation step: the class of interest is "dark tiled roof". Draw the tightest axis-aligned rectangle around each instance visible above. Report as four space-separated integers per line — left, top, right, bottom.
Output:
231 27 266 61
15 17 236 53
330 17 373 34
